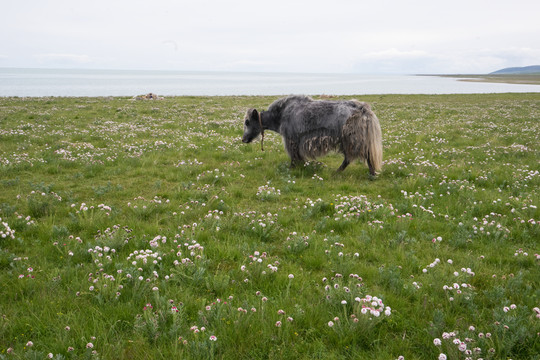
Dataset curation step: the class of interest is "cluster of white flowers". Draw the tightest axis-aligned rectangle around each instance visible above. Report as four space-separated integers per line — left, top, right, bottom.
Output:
15 213 35 226
172 240 204 266
175 158 203 167
1 218 15 239
256 183 281 198
422 258 441 273
304 197 324 208
435 328 495 359
241 250 279 275
471 213 510 237
248 212 278 230
97 203 112 214
149 235 167 248
88 245 116 266
70 202 112 215
196 168 225 181
127 249 161 266
514 248 528 257
332 194 385 221
503 304 517 313
355 295 392 317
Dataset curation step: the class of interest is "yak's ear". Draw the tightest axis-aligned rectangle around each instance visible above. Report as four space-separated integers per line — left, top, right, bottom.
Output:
245 108 254 125
250 108 259 121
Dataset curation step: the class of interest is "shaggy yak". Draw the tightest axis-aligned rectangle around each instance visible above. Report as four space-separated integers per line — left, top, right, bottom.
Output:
241 95 382 175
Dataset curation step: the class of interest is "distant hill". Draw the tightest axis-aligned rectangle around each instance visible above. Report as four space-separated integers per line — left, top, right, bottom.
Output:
490 65 540 75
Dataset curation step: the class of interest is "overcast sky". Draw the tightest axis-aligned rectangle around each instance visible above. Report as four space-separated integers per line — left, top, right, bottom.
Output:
1 0 539 74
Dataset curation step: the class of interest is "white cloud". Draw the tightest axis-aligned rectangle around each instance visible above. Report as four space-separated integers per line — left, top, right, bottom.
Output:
219 60 283 71
1 0 539 73
162 40 179 52
430 47 540 74
359 49 432 61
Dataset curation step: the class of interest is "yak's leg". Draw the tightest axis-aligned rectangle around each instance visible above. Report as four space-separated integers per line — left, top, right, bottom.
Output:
367 155 376 176
288 149 303 168
290 154 306 168
336 157 350 172
285 139 304 168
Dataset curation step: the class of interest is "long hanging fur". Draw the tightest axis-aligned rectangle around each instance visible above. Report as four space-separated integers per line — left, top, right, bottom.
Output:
242 95 383 175
341 101 383 173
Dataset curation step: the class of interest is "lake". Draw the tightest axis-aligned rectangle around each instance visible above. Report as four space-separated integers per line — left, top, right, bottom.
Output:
1 68 539 97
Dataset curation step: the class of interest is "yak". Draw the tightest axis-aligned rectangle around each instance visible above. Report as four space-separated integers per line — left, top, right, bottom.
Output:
241 95 382 175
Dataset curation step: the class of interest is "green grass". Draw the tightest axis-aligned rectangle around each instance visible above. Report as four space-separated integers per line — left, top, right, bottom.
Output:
0 94 539 359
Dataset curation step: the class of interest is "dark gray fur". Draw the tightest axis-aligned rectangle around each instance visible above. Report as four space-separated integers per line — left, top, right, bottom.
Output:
242 95 383 175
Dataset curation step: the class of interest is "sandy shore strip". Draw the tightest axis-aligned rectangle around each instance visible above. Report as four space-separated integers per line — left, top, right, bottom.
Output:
439 74 540 85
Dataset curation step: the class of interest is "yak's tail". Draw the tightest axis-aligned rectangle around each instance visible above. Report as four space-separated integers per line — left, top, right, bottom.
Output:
365 105 383 173
343 102 383 173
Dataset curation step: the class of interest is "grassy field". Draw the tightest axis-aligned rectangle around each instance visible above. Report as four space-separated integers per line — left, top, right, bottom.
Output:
0 94 539 359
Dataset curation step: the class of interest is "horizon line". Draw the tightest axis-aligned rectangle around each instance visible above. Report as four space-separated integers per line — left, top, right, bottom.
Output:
0 66 460 76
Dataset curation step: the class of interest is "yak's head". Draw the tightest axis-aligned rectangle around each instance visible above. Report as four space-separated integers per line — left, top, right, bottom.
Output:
241 108 262 143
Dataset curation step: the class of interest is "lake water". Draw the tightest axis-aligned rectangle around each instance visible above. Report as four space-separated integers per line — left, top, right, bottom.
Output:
1 68 539 97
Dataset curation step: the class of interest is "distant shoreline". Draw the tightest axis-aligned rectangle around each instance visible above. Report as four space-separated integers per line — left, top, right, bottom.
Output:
433 74 540 85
